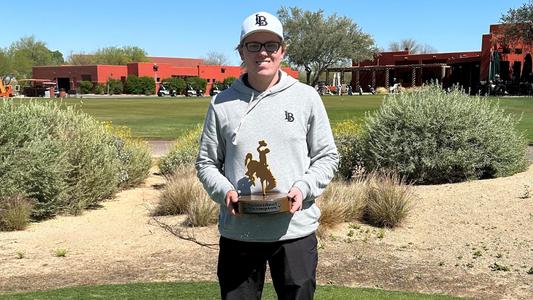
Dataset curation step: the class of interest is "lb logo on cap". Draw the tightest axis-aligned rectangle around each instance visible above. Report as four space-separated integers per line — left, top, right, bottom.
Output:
255 14 268 26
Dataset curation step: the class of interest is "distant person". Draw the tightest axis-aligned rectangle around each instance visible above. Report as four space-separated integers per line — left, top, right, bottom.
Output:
368 85 376 95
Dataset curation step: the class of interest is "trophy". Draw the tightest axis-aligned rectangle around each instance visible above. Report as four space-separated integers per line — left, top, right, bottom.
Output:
238 140 291 214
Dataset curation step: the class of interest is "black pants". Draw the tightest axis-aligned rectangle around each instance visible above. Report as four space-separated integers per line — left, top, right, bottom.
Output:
218 233 318 300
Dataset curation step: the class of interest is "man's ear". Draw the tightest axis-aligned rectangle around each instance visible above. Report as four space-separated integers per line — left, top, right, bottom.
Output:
280 44 288 56
238 48 244 60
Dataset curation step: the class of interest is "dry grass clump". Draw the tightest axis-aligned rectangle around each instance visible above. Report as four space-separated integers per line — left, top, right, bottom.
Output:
0 195 33 231
317 180 366 229
154 167 218 227
317 171 414 235
362 171 413 228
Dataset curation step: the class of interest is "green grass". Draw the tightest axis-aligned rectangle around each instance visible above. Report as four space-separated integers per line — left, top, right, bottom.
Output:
13 95 533 141
0 282 467 299
494 97 533 142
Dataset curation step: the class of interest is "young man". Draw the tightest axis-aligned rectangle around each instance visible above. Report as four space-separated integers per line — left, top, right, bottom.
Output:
196 11 338 300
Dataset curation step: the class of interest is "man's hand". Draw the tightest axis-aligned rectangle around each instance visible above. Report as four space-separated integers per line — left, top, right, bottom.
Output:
287 187 303 213
225 190 239 215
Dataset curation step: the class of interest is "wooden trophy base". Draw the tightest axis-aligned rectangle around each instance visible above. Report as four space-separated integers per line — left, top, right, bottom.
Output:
238 192 291 214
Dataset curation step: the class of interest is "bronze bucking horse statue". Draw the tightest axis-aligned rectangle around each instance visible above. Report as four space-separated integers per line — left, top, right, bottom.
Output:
244 140 277 196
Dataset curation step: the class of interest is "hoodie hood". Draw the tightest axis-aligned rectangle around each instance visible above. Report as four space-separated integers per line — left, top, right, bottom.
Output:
232 70 298 98
230 70 298 145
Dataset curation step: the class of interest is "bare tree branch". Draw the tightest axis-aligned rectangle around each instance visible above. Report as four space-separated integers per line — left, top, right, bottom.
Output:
149 217 219 250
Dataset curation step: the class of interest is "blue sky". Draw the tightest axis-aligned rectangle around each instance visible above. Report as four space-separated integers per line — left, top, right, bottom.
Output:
2 0 526 65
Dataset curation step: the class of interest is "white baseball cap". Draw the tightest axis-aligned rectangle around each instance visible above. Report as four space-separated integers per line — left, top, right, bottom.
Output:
240 12 284 43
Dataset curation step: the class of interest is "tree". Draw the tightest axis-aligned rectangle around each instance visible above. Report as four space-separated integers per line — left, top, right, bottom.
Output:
6 36 64 78
388 38 436 54
278 7 377 86
67 46 148 65
0 49 12 76
93 46 148 65
203 51 229 65
67 52 95 65
500 1 533 44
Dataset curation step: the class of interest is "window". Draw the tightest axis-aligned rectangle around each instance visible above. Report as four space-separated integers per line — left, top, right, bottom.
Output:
502 48 511 54
207 79 211 83
221 68 226 73
81 74 91 81
212 78 216 83
157 77 161 82
515 48 523 54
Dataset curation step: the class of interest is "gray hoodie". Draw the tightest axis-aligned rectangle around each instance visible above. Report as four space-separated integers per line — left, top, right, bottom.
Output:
196 71 338 242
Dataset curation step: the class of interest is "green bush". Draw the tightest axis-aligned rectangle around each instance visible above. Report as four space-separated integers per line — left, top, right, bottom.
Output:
223 76 237 87
333 119 365 180
162 77 186 94
93 84 105 94
0 101 151 221
139 76 156 95
107 79 124 95
159 126 202 176
78 81 93 94
126 76 155 95
124 75 141 94
186 77 207 91
363 85 530 184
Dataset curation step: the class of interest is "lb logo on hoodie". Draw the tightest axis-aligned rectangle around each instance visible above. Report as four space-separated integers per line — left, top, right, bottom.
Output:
285 111 294 122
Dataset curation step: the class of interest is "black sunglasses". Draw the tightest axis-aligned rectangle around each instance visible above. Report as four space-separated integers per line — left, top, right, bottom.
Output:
244 41 282 53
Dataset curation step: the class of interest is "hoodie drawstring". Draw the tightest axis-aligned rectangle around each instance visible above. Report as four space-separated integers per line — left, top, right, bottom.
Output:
232 90 265 145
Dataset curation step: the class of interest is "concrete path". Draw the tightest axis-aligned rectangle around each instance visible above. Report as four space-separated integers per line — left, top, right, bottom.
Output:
147 140 174 157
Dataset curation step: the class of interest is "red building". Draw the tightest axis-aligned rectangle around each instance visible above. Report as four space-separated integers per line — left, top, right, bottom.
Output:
325 23 533 94
32 56 298 95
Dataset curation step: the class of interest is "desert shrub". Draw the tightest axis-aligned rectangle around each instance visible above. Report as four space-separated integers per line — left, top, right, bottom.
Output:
332 119 365 180
58 110 120 214
0 195 33 231
159 126 202 176
0 100 150 220
102 122 151 187
78 80 93 94
375 87 388 94
363 85 529 184
154 167 218 227
362 171 413 228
